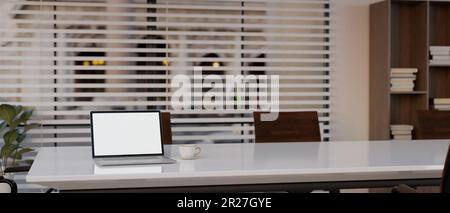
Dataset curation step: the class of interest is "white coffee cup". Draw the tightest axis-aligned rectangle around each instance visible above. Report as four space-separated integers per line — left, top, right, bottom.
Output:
179 145 201 160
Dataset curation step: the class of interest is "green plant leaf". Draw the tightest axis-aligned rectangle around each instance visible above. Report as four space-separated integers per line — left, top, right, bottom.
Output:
0 145 7 158
13 148 33 160
0 121 6 133
1 144 18 159
12 109 33 128
11 120 20 129
19 109 33 123
14 105 23 115
3 129 18 145
18 159 34 165
17 147 33 156
16 133 26 143
0 104 17 125
24 123 40 133
14 153 22 160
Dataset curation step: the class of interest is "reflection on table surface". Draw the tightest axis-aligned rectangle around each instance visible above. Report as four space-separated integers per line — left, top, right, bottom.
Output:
94 164 162 175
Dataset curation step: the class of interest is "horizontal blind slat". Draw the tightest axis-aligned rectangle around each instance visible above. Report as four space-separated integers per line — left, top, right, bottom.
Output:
0 29 329 39
12 1 330 12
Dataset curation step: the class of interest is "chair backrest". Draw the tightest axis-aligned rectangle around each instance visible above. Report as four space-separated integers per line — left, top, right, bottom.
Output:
253 111 321 143
0 177 17 193
161 112 172 144
417 110 450 139
441 145 450 193
1 166 30 193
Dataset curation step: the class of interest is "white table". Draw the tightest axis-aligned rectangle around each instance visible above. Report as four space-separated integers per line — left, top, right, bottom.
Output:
26 140 450 192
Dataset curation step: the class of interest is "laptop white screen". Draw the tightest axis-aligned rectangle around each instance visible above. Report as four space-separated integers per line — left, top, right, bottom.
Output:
91 112 163 157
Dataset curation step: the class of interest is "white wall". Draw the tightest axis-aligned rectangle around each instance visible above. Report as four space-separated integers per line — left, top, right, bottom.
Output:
331 0 382 141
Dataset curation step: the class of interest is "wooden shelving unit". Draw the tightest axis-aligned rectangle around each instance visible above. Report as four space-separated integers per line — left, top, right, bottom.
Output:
370 0 450 140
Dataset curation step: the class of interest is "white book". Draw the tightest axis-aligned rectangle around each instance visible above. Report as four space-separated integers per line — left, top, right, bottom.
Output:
391 89 414 93
430 51 450 56
430 46 450 51
436 108 450 111
391 130 412 135
391 78 414 82
391 85 415 89
391 83 415 86
393 135 413 140
391 82 415 85
434 98 450 105
391 84 415 88
391 125 414 131
430 59 450 63
391 83 414 86
391 68 418 74
434 104 450 107
434 105 450 109
391 74 416 79
390 78 415 82
391 88 414 92
430 60 450 66
432 55 450 60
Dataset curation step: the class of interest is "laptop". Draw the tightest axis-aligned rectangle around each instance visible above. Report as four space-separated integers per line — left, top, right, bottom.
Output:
90 111 176 166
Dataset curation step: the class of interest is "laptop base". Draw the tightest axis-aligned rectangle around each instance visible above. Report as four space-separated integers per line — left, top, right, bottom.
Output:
95 156 176 166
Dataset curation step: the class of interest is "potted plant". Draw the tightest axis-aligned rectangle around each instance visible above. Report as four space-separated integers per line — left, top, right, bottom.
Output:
0 104 39 192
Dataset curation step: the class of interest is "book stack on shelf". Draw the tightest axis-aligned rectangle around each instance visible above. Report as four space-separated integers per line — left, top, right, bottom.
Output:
390 125 413 140
430 46 450 66
390 68 418 92
433 98 450 111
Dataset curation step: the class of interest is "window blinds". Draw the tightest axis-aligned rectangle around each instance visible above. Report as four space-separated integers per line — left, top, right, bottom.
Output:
0 0 330 147
1 0 330 192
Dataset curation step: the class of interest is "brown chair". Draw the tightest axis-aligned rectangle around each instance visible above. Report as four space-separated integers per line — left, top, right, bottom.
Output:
442 145 450 193
161 112 173 144
393 144 450 193
1 165 54 193
253 111 321 143
0 166 30 193
392 110 450 193
416 110 450 140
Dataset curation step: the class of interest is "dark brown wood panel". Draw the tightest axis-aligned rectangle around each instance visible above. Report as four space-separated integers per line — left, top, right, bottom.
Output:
430 2 450 46
429 67 450 99
414 1 429 92
370 0 391 140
